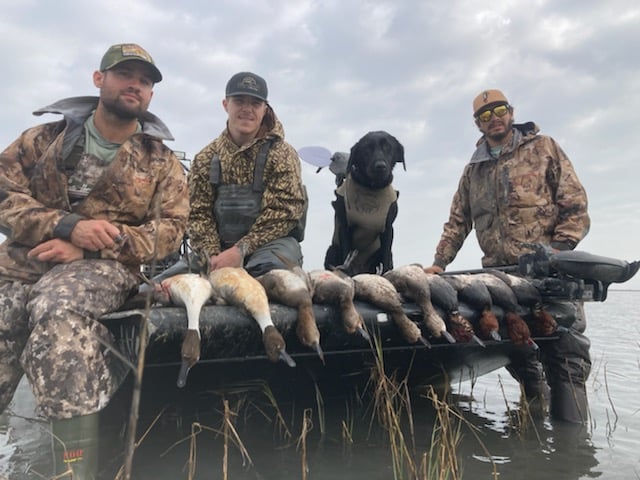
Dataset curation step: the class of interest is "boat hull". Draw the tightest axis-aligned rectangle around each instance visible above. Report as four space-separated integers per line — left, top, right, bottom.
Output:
101 301 560 392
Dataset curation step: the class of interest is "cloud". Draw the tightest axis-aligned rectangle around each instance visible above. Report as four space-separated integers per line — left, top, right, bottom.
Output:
0 0 638 289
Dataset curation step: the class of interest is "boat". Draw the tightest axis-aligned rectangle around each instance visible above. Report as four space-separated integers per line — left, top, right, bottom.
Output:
99 246 639 394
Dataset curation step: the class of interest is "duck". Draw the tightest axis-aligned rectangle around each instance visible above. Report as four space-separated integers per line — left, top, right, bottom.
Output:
257 265 324 362
152 273 214 388
383 265 455 343
308 269 370 341
423 273 486 346
207 267 296 367
442 274 501 342
351 273 430 347
472 273 538 349
487 270 564 336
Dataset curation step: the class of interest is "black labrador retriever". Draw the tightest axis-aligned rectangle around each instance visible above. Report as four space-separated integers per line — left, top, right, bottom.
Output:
324 131 405 275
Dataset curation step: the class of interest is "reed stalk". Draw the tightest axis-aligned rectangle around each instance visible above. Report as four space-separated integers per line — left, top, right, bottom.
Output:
296 408 313 480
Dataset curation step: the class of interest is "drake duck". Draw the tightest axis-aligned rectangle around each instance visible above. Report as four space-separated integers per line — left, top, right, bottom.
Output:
423 273 486 346
443 273 501 342
488 270 564 336
153 273 213 387
472 273 538 349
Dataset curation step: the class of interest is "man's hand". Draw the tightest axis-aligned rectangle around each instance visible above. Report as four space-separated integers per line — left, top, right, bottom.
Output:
209 246 244 271
70 219 122 251
28 239 83 263
423 265 444 274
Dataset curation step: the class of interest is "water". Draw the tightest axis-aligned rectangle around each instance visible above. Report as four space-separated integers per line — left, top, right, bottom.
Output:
1 290 639 479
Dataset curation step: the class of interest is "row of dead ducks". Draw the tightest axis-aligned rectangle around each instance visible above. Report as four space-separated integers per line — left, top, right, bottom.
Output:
148 264 563 388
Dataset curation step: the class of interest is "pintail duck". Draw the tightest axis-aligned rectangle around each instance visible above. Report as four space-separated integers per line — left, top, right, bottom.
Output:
153 273 213 387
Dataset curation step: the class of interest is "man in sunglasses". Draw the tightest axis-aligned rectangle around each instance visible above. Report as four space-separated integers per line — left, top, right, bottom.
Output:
424 89 591 423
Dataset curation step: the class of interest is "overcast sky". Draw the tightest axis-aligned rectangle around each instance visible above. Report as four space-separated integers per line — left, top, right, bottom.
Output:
1 0 638 289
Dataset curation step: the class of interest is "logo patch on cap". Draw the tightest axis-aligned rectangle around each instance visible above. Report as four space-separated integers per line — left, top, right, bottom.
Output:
120 44 153 62
237 76 260 92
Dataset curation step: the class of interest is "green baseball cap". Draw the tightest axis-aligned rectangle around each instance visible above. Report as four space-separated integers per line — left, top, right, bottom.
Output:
100 43 162 83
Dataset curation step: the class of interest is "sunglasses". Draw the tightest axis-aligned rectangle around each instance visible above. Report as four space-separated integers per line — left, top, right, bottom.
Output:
476 104 510 122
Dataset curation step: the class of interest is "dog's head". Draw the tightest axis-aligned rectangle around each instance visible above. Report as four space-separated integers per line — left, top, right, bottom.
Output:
347 131 405 189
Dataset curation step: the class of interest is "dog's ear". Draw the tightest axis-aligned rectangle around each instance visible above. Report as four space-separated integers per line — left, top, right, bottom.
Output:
389 134 406 171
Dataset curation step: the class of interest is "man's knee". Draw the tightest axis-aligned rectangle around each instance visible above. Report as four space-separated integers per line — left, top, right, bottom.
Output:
244 237 303 276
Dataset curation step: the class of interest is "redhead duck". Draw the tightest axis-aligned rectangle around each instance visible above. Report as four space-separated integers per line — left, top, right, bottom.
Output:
424 273 486 346
443 273 501 342
473 273 538 349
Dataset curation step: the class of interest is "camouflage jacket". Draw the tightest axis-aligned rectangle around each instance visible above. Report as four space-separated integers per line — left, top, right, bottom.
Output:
0 96 189 283
188 114 305 258
434 122 590 269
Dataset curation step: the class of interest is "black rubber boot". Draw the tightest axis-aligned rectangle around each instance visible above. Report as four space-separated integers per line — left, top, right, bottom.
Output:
51 413 99 479
549 381 589 423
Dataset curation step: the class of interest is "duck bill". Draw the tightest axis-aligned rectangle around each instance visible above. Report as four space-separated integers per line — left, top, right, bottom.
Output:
176 360 192 388
356 325 371 343
279 349 297 368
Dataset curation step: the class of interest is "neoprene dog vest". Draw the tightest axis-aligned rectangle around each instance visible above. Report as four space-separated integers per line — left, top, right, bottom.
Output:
336 175 397 259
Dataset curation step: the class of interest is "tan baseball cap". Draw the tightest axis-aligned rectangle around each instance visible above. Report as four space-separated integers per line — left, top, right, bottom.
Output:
100 43 162 83
473 89 509 116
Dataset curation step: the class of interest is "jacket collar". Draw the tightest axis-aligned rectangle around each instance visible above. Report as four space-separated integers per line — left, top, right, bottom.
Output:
469 121 538 164
32 96 174 141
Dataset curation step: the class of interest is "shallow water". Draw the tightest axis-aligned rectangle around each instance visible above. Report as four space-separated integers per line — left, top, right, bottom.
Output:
1 290 639 479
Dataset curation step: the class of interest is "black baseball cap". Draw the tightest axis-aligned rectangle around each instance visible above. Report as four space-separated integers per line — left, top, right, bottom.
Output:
225 72 268 102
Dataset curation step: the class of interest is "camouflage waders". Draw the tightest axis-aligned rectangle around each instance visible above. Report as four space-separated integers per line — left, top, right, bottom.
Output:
507 301 591 423
0 259 138 420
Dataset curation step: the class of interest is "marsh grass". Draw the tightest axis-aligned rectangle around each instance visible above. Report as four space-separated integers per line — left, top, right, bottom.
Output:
110 327 513 480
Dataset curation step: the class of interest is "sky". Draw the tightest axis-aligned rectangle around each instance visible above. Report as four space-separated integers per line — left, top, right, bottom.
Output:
1 0 638 289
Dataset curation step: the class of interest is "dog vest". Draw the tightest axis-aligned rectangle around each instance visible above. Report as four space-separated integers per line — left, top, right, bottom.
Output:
336 174 398 261
209 141 308 249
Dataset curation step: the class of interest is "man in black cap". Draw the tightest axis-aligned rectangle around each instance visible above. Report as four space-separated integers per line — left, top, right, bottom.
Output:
0 43 188 478
188 72 307 276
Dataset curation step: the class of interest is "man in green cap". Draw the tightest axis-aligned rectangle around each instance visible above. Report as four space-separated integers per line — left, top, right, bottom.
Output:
0 43 188 478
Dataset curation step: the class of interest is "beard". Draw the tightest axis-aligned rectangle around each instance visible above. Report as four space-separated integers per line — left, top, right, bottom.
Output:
486 119 513 143
101 93 147 120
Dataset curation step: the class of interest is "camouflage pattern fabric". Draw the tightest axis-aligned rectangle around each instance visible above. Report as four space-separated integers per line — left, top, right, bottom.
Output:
187 113 305 259
433 123 590 269
0 260 137 419
0 96 188 419
0 280 30 416
0 96 189 283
